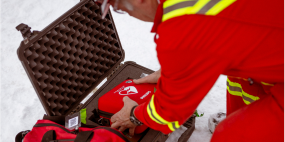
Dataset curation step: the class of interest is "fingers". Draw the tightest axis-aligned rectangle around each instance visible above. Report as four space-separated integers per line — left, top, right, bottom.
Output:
133 69 161 84
119 126 127 132
129 127 135 136
111 113 118 123
111 121 121 129
133 76 150 84
111 120 135 135
123 96 138 107
123 96 130 103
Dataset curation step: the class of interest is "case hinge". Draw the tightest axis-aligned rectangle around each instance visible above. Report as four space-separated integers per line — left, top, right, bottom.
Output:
107 63 124 79
16 23 40 44
69 103 84 115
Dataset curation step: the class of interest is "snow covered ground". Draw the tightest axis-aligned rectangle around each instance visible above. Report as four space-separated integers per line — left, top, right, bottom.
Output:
1 0 227 141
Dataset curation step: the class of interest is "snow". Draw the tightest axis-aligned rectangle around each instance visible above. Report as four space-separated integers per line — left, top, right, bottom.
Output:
208 112 226 133
0 0 227 141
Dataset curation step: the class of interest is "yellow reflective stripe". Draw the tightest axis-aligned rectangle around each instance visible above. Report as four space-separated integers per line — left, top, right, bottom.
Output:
163 0 193 8
149 95 169 124
146 95 180 131
226 85 251 105
226 86 242 97
174 121 180 128
163 0 209 21
242 90 259 102
227 78 260 101
228 76 248 81
261 82 275 86
162 0 236 22
205 0 236 15
227 78 260 105
146 104 163 124
243 99 251 105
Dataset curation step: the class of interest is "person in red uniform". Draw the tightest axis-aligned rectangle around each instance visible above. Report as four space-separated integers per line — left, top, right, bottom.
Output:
95 0 284 141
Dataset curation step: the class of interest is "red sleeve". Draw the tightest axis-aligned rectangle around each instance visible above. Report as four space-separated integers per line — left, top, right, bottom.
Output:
135 15 234 134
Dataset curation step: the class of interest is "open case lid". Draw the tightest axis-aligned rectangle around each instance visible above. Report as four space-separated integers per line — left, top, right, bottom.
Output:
16 0 125 116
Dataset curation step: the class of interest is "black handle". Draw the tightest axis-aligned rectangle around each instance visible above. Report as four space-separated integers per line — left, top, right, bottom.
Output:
41 130 56 142
15 130 30 142
74 131 94 142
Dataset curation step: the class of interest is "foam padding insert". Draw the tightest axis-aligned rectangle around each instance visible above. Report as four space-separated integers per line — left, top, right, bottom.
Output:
17 0 124 116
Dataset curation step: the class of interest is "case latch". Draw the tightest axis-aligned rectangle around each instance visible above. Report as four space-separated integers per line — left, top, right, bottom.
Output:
16 23 39 44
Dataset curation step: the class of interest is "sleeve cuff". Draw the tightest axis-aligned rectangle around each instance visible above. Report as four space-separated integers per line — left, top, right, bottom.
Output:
134 101 173 134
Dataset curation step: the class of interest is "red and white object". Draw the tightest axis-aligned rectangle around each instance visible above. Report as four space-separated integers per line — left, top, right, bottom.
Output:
98 79 156 134
21 120 129 142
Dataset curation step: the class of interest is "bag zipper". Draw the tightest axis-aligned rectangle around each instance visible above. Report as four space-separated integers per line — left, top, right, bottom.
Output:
34 123 129 142
98 110 113 118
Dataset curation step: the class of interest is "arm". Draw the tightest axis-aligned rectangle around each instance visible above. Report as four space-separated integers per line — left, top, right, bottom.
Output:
134 49 229 134
133 15 233 134
112 15 233 134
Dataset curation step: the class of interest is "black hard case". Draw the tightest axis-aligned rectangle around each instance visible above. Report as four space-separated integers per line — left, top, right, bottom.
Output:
16 0 170 141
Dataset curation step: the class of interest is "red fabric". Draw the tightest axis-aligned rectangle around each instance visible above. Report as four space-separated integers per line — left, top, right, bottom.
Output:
23 120 128 142
99 79 155 114
98 79 155 134
150 0 165 33
212 92 284 142
135 0 283 135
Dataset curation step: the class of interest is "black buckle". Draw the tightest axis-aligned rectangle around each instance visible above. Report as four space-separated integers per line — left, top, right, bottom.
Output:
16 23 32 43
22 130 30 138
98 117 110 126
16 23 39 44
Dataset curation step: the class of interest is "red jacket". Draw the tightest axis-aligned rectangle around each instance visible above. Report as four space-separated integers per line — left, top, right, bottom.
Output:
135 0 284 134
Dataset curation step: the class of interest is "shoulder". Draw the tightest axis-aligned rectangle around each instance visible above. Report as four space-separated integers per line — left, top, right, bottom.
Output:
159 0 283 28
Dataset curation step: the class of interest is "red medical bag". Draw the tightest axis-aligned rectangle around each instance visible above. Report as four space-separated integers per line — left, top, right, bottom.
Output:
17 119 129 142
98 79 156 134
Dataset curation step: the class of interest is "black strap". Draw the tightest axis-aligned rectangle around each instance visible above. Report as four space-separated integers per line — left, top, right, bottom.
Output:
81 123 100 128
74 131 94 142
43 115 66 126
41 130 56 142
15 130 30 142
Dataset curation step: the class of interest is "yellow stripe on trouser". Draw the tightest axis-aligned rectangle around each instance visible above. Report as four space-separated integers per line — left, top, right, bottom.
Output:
146 95 180 131
261 82 275 86
162 0 236 22
227 78 260 105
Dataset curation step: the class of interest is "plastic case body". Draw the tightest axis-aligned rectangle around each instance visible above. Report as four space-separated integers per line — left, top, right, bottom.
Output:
98 79 156 134
16 0 170 141
17 0 125 116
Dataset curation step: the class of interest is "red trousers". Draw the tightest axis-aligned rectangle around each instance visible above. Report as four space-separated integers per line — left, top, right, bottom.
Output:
211 77 284 142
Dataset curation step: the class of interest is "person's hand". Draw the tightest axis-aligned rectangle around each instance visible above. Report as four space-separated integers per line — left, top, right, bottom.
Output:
111 96 138 136
133 69 161 84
